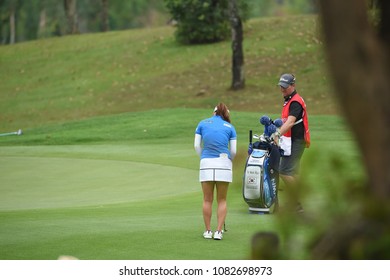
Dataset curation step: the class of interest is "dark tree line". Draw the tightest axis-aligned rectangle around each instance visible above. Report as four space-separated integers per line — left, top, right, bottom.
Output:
0 0 317 45
0 0 168 44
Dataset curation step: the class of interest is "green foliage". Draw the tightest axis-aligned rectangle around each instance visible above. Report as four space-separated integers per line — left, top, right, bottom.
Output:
285 0 318 14
245 0 277 18
164 0 230 44
0 0 170 43
245 0 317 18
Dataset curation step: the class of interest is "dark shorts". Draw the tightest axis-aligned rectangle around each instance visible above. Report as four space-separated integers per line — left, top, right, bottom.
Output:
279 139 305 176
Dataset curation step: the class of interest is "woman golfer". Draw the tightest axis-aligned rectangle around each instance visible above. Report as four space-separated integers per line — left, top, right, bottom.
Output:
194 103 237 240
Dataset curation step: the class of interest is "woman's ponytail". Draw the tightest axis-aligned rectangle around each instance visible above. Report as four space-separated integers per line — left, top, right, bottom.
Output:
214 103 231 123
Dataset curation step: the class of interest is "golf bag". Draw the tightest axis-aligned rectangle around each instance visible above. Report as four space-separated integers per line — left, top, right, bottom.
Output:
242 116 282 213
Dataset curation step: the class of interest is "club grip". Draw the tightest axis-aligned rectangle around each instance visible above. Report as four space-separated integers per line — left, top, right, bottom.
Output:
249 130 252 144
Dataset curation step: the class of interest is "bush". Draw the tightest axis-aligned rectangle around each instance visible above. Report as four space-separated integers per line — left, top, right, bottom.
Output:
164 0 231 44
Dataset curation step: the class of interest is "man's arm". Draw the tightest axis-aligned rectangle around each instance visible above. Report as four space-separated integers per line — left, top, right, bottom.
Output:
279 115 297 136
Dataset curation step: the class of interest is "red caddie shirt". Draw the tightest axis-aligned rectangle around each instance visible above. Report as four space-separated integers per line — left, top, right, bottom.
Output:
281 93 311 148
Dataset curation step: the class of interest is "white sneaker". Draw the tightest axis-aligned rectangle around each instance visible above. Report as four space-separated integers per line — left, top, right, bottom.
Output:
203 230 213 239
213 230 223 240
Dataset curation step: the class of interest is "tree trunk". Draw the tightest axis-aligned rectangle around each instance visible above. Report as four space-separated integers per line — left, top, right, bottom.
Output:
101 0 109 32
9 5 15 44
319 0 390 199
229 0 245 90
37 8 47 38
37 0 48 38
64 0 78 34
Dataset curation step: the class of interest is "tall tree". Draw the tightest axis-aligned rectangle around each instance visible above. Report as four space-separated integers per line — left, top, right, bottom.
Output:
37 0 47 38
64 0 78 34
9 0 16 44
229 0 245 90
101 0 109 32
311 0 390 258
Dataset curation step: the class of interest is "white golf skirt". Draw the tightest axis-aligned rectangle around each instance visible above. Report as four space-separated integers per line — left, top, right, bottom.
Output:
199 157 233 183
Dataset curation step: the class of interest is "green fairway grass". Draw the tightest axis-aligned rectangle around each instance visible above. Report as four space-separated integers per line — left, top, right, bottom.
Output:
0 156 199 210
0 109 365 260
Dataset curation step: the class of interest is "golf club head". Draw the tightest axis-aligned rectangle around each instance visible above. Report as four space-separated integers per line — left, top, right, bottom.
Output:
273 118 283 128
260 115 271 126
268 124 277 135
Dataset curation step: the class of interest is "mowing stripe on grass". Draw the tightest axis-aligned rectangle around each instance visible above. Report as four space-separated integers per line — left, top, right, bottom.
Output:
0 156 198 211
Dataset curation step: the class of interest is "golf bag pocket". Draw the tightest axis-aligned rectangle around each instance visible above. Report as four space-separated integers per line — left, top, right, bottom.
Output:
279 136 291 156
243 165 262 200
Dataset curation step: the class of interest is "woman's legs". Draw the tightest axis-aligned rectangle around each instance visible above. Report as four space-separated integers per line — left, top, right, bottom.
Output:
216 181 229 232
202 181 229 233
202 181 215 231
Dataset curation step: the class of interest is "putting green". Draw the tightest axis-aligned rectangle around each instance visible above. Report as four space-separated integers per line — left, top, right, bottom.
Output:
0 156 199 210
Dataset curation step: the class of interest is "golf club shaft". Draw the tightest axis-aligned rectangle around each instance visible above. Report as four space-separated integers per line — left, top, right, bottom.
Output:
0 129 22 137
0 131 18 136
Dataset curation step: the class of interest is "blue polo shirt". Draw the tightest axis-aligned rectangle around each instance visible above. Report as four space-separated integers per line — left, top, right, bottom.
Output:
195 115 237 159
